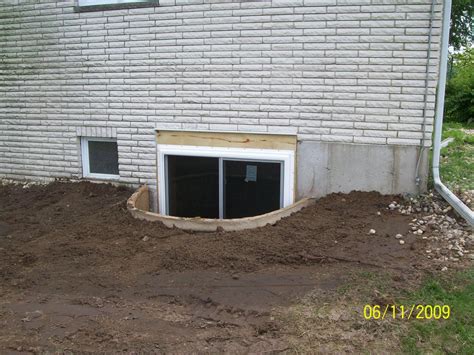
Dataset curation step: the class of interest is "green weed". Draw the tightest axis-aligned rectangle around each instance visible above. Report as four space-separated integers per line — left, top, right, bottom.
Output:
438 122 474 191
400 269 474 354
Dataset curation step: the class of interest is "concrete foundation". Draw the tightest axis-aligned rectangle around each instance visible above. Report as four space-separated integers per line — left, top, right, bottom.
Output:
296 142 429 199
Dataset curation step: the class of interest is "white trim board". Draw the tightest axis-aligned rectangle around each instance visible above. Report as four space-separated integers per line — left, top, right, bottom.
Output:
157 144 295 217
78 0 150 6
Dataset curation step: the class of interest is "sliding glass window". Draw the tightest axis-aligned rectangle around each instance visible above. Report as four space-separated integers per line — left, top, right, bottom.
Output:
166 155 283 219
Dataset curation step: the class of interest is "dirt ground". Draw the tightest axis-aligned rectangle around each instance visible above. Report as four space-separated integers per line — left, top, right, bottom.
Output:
0 182 468 353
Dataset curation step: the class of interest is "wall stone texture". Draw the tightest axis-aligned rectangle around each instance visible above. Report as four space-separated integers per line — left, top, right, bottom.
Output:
0 0 443 195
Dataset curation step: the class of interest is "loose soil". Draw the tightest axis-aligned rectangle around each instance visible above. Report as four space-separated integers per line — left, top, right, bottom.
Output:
0 181 460 353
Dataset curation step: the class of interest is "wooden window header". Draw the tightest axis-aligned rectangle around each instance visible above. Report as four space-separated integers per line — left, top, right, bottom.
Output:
156 130 297 151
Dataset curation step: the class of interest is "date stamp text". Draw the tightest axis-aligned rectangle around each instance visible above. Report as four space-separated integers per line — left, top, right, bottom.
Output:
363 304 451 320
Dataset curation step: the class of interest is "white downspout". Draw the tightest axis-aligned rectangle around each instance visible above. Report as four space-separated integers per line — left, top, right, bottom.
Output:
432 0 474 226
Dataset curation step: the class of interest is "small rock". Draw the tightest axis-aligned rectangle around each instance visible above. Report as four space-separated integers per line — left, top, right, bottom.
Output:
21 310 43 322
124 315 138 320
388 203 396 210
441 266 448 272
142 236 150 242
399 240 405 245
445 216 455 224
377 211 381 216
395 234 403 239
369 229 376 235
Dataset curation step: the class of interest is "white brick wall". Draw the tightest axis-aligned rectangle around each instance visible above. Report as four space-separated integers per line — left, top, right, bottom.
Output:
0 0 443 188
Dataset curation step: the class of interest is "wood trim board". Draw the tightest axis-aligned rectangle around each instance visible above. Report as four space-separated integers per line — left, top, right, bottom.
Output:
156 130 297 151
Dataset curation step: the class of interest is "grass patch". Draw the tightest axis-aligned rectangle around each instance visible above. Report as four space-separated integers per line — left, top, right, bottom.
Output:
336 270 394 298
400 269 474 354
439 122 474 191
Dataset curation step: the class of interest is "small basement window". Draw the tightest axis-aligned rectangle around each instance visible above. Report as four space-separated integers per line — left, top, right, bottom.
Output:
158 145 295 219
81 137 119 179
76 0 159 11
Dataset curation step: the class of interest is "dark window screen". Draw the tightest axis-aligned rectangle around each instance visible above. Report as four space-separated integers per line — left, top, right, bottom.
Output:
224 160 281 219
88 141 119 175
167 155 219 218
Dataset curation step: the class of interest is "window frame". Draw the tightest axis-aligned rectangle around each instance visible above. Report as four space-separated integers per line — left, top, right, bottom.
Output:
75 0 159 12
157 144 295 218
81 137 120 180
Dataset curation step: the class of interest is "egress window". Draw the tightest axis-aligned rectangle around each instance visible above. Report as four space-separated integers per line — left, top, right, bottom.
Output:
81 137 119 179
166 155 282 219
158 145 295 219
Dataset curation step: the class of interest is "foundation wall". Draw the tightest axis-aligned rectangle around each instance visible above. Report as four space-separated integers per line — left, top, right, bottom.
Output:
296 141 429 198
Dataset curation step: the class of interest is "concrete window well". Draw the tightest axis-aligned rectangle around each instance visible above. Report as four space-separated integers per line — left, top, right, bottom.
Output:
126 130 315 232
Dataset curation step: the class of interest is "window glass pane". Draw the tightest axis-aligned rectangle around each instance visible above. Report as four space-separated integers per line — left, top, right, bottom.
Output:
224 160 281 219
167 155 219 218
88 141 119 175
79 0 150 6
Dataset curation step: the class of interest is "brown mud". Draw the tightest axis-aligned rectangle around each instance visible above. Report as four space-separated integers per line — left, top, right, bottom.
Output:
0 182 440 352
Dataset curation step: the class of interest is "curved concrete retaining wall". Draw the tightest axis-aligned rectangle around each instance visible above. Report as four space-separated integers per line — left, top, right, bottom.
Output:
127 185 314 232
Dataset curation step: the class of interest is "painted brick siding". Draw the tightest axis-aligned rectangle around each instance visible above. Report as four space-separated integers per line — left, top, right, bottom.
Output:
0 0 442 187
